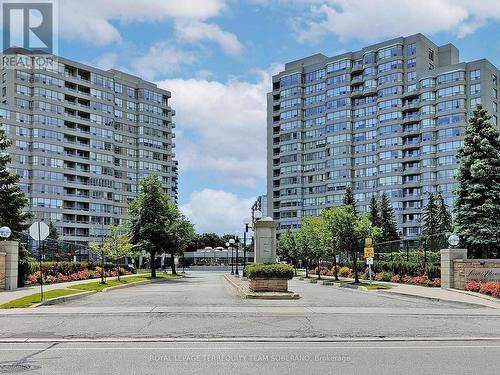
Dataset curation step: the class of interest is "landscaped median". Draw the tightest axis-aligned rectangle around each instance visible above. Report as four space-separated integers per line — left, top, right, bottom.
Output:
225 263 300 299
0 272 181 309
298 276 390 291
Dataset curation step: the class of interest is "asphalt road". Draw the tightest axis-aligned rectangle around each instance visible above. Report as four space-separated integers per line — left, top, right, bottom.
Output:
1 272 499 341
1 341 499 375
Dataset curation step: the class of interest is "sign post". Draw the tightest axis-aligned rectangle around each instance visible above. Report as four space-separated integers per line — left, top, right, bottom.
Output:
29 221 50 301
364 238 374 284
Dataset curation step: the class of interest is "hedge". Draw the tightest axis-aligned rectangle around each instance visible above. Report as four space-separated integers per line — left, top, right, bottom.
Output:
245 263 294 280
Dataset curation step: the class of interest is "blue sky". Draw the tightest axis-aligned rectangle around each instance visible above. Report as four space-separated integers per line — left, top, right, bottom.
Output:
52 0 500 234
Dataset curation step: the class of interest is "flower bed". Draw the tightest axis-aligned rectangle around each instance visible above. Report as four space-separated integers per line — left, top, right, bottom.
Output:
25 261 134 285
464 281 500 298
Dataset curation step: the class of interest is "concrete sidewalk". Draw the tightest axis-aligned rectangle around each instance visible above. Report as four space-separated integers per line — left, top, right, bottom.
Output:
296 273 500 309
379 282 500 309
0 273 142 305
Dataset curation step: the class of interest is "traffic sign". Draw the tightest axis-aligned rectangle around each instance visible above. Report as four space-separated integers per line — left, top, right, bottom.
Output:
364 247 374 258
366 257 374 265
364 238 372 247
29 221 49 241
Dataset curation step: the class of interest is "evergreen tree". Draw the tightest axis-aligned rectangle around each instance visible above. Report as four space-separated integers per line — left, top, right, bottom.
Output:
368 195 381 228
436 191 452 234
0 128 32 286
0 128 31 232
422 192 439 236
342 185 356 215
379 193 399 242
453 105 500 258
422 192 440 251
46 221 60 259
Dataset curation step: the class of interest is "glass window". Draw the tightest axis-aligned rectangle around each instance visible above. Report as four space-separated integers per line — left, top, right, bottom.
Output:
407 43 416 56
470 70 481 80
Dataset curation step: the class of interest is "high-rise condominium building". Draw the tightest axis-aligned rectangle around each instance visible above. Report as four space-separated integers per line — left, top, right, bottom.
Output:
0 48 177 249
267 34 499 242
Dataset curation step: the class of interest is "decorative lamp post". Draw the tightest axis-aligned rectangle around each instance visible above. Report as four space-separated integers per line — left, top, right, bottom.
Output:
229 238 235 274
448 234 460 248
242 218 251 277
0 226 11 239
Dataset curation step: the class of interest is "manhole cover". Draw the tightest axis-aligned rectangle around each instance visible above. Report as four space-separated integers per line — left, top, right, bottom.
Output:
0 364 33 373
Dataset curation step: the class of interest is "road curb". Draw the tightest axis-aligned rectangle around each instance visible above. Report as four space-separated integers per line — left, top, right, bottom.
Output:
33 290 97 307
224 275 300 300
445 288 500 304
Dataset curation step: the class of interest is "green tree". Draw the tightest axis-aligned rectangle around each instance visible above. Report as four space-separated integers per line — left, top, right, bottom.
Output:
161 208 195 275
436 191 453 250
368 195 381 228
102 225 135 281
277 230 301 275
379 193 399 242
453 105 500 258
342 185 356 215
128 175 173 278
326 206 381 283
0 128 31 233
422 192 441 251
0 128 32 286
297 216 327 279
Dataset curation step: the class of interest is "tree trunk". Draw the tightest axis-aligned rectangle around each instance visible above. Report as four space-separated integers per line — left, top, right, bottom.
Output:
317 257 321 280
116 260 120 281
305 258 308 278
482 246 488 259
332 252 339 281
150 250 156 278
170 253 177 275
353 249 360 283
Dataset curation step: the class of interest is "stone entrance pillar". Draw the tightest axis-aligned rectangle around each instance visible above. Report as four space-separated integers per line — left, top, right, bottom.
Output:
253 217 278 264
441 248 467 289
0 241 19 290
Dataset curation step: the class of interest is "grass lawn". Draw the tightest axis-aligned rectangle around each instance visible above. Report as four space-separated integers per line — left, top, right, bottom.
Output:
69 272 181 292
0 289 83 309
351 282 391 290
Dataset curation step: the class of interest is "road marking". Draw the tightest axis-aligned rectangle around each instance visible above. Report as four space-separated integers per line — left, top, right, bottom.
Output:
1 345 500 351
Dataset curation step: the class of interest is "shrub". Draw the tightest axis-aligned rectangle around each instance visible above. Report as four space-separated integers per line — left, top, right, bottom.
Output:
479 282 500 298
375 271 394 282
464 281 482 292
390 274 401 283
432 278 441 287
338 266 351 277
244 263 294 280
326 271 334 277
411 275 428 285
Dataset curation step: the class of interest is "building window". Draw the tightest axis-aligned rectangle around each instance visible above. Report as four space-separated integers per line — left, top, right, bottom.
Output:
407 43 416 56
407 58 416 68
428 49 434 61
493 74 497 86
429 63 434 70
407 71 417 81
494 88 498 99
471 98 481 108
470 69 481 80
470 83 481 95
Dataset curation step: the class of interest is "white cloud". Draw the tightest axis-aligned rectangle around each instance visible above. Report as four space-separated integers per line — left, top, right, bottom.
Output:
180 189 255 234
290 0 500 43
175 20 243 56
131 43 197 81
156 63 283 187
94 52 119 71
59 0 229 45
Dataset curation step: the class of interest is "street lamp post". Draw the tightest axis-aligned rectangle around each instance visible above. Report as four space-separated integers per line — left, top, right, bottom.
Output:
234 236 240 276
243 218 251 277
229 239 235 275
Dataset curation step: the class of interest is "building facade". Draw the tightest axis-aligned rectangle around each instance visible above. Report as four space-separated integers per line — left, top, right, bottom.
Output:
0 48 177 247
267 34 499 242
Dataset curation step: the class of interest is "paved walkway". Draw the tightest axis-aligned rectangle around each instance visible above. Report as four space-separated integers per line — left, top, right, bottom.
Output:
301 274 500 309
380 282 500 309
0 273 143 305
